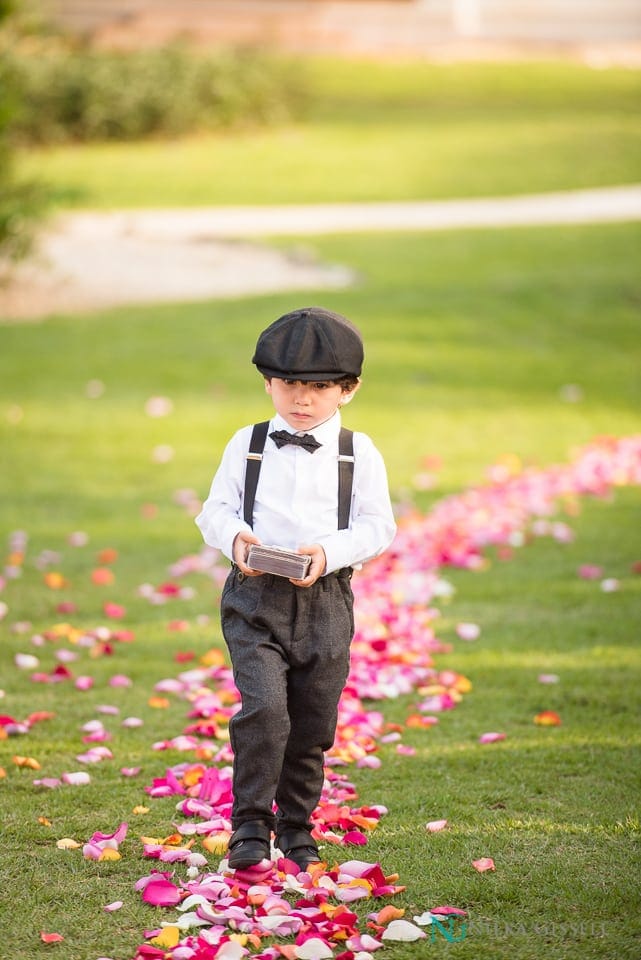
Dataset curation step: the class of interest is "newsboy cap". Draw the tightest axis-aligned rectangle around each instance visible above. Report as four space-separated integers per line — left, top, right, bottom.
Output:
252 306 363 381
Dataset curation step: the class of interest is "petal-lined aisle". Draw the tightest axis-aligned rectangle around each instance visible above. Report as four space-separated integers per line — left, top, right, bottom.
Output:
1 435 639 959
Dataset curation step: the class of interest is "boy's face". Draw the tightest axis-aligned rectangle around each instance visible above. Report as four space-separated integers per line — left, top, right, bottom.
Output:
265 378 347 431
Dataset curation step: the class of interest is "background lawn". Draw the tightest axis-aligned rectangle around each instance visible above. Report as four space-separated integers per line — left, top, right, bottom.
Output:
3 54 641 960
18 58 641 209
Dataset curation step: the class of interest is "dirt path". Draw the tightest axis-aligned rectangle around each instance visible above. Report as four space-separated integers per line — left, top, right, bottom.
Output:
1 185 639 321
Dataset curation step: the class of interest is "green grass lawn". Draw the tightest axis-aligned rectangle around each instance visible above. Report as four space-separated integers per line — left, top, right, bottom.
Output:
18 58 641 209
1 218 640 958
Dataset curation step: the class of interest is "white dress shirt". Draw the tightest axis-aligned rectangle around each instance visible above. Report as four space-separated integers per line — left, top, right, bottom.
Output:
195 410 396 574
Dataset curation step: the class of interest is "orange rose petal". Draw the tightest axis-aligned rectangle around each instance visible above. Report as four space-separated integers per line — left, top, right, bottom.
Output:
13 755 41 770
534 710 562 726
91 567 115 585
43 572 68 590
148 696 170 709
97 548 118 564
377 905 406 924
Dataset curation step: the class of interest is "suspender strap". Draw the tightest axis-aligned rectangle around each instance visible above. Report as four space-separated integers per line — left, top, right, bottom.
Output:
243 422 355 530
243 420 270 527
338 427 355 531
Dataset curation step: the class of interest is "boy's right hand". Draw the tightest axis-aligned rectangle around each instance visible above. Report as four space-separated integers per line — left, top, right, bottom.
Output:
232 531 264 576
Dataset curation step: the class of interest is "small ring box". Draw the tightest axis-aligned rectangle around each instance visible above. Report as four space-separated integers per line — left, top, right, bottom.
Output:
247 544 312 579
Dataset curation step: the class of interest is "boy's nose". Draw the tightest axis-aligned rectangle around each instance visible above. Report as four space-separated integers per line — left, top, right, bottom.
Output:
294 386 312 404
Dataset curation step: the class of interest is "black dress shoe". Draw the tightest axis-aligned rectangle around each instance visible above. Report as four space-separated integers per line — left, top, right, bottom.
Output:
227 820 271 869
276 827 321 870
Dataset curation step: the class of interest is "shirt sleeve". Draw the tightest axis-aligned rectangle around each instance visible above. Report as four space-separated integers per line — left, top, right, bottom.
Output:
315 433 397 574
194 427 253 561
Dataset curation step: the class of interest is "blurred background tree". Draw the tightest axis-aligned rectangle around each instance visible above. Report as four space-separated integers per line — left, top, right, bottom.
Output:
0 0 46 270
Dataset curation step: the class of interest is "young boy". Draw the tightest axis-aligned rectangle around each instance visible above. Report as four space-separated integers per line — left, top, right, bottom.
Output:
196 306 396 871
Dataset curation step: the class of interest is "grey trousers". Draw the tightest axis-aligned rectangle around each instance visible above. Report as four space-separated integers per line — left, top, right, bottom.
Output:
220 565 354 833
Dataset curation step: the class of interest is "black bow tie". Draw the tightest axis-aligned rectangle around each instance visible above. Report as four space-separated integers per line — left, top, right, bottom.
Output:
269 429 321 453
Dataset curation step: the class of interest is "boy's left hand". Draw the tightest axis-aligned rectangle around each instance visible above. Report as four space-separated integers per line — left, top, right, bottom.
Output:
290 544 326 588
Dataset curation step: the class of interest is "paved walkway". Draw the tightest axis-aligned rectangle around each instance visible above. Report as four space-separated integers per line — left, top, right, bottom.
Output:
57 184 641 237
2 185 640 320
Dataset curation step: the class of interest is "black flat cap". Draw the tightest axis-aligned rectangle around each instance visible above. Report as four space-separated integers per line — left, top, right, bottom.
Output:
253 306 363 381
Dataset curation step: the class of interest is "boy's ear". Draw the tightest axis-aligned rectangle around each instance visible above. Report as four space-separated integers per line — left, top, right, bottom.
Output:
339 379 361 406
264 377 272 395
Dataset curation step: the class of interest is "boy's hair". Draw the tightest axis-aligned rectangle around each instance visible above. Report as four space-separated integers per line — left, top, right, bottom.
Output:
335 374 360 393
263 373 359 392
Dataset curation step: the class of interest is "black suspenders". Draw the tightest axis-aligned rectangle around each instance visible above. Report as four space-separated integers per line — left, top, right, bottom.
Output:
337 427 355 530
243 421 270 527
243 421 355 530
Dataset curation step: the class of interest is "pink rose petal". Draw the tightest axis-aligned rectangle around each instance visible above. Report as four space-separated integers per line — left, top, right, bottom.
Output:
472 857 496 872
456 622 480 641
478 732 506 744
141 876 182 907
61 771 91 786
426 819 448 832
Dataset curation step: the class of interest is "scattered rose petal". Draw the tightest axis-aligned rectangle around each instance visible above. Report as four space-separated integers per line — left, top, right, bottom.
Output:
13 755 41 770
97 548 119 565
601 578 620 592
148 696 170 709
86 379 105 398
534 710 562 726
40 932 64 944
472 857 496 872
456 622 480 641
104 901 123 912
43 572 68 590
152 444 174 464
68 531 89 547
538 674 560 684
295 939 335 959
426 819 448 832
56 838 81 850
56 601 77 614
381 919 427 941
142 876 182 907
15 652 40 670
578 564 603 579
478 732 506 744
103 602 126 619
145 396 174 418
92 567 115 585
62 771 91 785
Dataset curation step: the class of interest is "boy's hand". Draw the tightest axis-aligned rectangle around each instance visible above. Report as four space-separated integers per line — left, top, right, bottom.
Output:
232 530 264 576
290 544 326 588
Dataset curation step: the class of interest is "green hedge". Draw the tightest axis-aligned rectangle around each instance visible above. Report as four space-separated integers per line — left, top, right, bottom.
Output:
0 2 45 265
8 42 309 143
